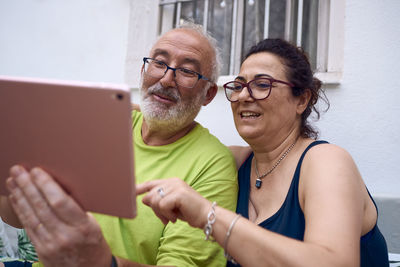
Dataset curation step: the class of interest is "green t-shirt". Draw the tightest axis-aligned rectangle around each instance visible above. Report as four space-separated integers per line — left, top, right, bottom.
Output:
94 111 238 266
32 111 237 267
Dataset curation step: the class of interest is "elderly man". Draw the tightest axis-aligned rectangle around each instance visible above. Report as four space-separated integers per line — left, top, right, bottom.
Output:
1 24 237 267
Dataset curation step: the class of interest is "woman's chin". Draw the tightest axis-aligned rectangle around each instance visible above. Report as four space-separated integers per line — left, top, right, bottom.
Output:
237 127 263 142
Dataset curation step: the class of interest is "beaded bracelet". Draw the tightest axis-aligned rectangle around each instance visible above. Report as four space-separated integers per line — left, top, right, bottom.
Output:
203 201 217 241
223 214 241 263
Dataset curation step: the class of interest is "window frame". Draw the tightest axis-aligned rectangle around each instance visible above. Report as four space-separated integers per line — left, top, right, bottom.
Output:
157 0 345 85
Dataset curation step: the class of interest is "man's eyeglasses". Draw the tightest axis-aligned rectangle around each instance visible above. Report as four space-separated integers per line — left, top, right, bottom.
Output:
143 57 211 88
223 77 294 102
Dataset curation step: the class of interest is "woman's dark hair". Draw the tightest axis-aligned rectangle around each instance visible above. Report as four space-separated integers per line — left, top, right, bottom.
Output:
244 38 329 139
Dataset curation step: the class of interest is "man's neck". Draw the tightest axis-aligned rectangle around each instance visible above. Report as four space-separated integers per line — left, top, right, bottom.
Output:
141 119 197 146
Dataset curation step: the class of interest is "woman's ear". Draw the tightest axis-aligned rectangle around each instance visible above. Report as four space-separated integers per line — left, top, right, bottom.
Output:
202 83 218 106
297 89 311 115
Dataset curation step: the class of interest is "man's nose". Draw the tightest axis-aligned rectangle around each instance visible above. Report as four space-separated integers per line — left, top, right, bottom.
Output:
159 68 177 88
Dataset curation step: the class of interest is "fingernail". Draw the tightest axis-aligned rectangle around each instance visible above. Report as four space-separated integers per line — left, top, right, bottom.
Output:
6 177 16 191
31 167 41 177
10 165 24 176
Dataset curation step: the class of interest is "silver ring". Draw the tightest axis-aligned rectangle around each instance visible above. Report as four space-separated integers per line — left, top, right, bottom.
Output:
157 187 166 198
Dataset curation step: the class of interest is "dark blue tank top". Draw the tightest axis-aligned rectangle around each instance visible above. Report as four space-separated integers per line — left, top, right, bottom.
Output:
227 141 389 267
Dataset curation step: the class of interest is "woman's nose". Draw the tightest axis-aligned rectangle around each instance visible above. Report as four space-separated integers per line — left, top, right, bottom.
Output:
237 86 253 102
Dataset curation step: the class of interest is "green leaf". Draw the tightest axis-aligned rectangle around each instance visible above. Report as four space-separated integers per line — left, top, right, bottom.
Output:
17 230 38 261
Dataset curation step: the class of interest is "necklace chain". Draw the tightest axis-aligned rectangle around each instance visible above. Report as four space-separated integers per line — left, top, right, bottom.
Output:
254 139 298 189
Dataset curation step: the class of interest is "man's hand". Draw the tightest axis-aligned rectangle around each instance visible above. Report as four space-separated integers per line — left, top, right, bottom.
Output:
6 165 112 267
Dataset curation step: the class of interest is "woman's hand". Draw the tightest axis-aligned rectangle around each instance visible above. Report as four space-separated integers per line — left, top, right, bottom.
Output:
136 178 212 229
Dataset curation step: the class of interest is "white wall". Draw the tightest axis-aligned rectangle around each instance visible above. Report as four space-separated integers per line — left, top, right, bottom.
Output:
0 0 131 83
319 0 400 197
1 0 399 197
198 0 400 197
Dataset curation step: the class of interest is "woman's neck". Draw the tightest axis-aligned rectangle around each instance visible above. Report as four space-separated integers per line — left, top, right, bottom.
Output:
249 129 301 167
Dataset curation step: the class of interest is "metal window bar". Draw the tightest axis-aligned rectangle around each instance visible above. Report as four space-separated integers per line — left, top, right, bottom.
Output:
316 0 329 72
296 0 304 46
284 0 292 41
176 1 182 27
255 0 260 42
229 0 238 75
263 0 271 38
203 0 209 29
159 0 192 5
158 4 164 34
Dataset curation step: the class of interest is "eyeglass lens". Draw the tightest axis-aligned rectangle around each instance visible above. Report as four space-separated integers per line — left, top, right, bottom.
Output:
144 58 199 88
224 78 272 101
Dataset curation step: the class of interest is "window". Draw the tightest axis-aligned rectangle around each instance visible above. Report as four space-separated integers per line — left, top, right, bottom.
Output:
158 0 344 84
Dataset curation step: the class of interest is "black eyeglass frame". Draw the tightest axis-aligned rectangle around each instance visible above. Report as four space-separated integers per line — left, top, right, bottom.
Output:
223 77 295 102
142 57 211 88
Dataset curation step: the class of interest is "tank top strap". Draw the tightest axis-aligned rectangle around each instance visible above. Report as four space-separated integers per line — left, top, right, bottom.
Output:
293 140 329 183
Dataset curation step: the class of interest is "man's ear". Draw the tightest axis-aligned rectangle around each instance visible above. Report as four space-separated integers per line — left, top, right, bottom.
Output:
296 88 311 115
202 83 218 106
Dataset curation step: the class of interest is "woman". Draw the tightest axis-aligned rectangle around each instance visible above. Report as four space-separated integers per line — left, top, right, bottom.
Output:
137 39 389 266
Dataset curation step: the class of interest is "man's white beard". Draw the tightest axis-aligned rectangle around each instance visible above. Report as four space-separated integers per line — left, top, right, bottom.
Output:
140 80 206 132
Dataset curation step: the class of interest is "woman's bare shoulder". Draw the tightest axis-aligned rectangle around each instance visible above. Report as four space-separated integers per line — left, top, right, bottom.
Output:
305 143 353 164
228 145 252 169
301 142 363 194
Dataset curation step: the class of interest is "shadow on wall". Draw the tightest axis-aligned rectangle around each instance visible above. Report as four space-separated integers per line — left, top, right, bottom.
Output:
375 195 400 254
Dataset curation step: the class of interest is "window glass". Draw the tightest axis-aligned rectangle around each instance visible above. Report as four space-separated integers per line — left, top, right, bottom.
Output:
242 0 265 60
269 0 287 39
159 0 321 75
159 3 175 35
206 0 233 75
301 0 319 69
181 1 204 25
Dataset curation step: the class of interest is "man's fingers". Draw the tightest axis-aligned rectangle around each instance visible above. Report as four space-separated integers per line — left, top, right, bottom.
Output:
30 167 87 226
10 167 60 229
7 178 50 246
9 165 26 178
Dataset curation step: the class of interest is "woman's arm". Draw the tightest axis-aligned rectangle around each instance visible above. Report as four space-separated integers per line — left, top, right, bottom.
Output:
131 103 140 111
0 196 22 228
228 146 252 169
137 144 366 267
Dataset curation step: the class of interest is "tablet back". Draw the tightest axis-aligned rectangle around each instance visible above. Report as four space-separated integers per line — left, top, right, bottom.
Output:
0 76 136 218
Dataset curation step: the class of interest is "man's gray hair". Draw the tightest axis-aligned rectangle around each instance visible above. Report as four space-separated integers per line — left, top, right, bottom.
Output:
176 21 221 84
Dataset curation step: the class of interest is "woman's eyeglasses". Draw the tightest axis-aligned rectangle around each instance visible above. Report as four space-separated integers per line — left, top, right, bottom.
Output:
223 77 294 102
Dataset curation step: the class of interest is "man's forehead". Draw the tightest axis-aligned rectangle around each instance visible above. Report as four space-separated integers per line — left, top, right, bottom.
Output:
150 28 214 64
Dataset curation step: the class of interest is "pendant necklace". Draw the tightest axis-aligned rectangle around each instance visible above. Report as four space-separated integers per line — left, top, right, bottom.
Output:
254 139 298 189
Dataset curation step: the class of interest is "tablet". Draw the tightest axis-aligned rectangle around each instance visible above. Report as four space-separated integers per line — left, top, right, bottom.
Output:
0 76 136 218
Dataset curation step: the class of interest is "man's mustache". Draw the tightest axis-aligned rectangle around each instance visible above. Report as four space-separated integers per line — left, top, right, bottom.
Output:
146 83 180 102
